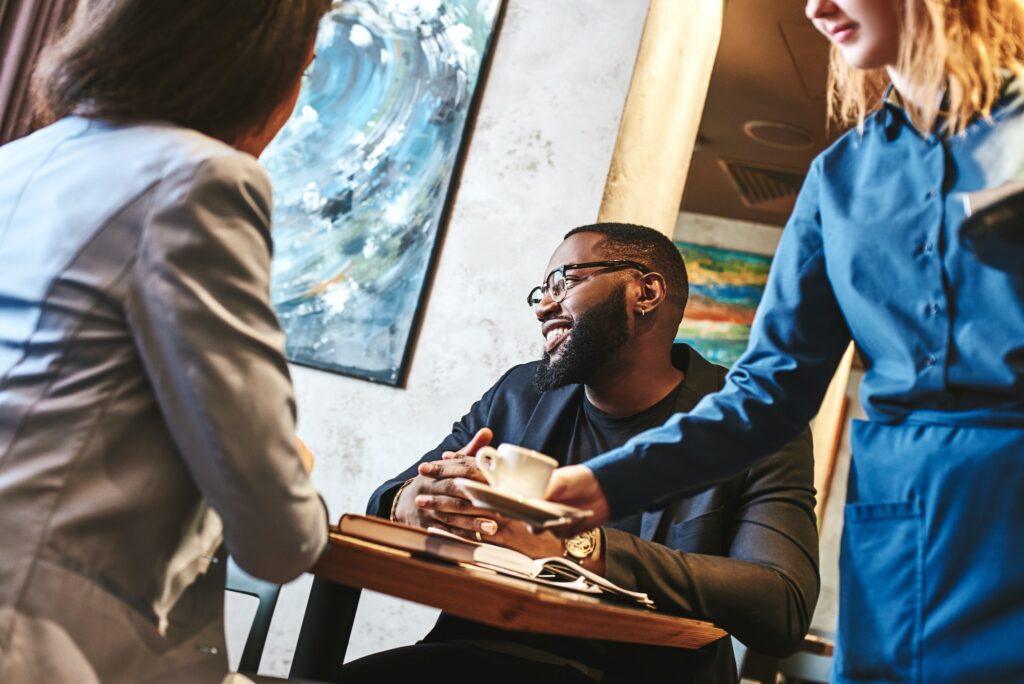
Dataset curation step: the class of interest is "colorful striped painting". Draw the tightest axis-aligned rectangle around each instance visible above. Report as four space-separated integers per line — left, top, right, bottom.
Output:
674 242 773 368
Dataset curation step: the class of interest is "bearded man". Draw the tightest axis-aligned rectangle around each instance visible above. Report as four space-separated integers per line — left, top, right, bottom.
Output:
345 223 820 684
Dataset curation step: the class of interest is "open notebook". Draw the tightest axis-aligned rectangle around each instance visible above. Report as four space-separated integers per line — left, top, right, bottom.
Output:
337 514 654 609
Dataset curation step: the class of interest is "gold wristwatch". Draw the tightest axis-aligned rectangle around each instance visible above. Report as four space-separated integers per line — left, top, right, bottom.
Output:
563 528 600 561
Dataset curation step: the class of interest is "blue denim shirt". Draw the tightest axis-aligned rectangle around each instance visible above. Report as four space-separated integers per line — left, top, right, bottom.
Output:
589 83 1024 515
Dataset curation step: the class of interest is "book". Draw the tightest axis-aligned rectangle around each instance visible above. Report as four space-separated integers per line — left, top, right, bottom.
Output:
336 514 655 609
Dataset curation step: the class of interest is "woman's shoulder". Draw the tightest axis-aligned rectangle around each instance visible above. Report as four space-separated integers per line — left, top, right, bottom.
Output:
55 117 269 195
110 123 275 219
132 122 268 188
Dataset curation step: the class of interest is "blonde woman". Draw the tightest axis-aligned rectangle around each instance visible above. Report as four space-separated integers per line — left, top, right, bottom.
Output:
547 1 1024 681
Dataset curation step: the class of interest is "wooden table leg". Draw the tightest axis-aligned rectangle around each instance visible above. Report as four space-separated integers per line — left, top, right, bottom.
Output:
289 576 361 682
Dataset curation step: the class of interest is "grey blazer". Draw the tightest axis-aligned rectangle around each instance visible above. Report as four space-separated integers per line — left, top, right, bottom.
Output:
0 117 328 683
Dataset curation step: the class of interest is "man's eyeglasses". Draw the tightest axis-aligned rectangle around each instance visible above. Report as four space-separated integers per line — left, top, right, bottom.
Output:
526 260 651 309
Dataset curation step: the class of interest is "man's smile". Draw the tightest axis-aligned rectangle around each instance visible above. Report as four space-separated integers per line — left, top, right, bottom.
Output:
542 319 572 353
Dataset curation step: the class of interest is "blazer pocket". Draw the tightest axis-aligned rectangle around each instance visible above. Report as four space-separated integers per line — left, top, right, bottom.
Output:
666 507 724 554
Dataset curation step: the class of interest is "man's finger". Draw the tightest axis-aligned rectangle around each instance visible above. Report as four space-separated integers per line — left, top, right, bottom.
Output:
418 458 483 481
442 476 485 497
455 427 494 456
427 511 498 534
430 524 479 542
414 493 491 517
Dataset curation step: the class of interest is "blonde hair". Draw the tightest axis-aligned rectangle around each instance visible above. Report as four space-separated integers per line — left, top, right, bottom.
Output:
827 0 1024 135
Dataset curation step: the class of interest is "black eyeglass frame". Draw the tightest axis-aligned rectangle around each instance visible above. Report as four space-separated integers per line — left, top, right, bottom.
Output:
526 259 652 308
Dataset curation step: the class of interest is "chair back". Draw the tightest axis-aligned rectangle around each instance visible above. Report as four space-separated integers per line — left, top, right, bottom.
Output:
226 558 281 675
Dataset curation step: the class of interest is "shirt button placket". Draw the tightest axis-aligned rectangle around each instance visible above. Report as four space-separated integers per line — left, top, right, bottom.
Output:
918 138 947 384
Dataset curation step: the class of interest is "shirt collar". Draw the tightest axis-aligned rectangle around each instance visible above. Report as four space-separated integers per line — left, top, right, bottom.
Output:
880 83 907 138
881 72 1022 137
990 71 1022 122
880 82 949 137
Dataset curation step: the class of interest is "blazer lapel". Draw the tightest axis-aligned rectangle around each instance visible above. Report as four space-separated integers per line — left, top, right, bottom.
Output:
640 344 718 541
640 509 664 541
514 384 582 460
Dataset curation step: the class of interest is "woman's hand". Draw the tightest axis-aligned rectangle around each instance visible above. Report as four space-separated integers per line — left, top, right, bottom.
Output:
296 437 315 474
544 465 611 537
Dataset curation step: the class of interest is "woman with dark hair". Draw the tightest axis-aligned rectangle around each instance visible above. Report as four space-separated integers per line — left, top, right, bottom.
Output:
0 0 332 681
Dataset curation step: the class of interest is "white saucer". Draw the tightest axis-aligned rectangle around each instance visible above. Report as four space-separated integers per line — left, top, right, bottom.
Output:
454 478 591 529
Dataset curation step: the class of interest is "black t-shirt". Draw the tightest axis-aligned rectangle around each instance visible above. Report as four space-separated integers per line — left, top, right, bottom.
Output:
552 381 686 536
425 380 687 674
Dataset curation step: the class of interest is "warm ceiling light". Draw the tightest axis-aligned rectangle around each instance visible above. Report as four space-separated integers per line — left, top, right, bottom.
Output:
742 120 815 151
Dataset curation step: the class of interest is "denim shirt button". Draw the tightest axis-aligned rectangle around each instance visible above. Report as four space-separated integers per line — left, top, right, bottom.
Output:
925 355 938 367
926 189 937 200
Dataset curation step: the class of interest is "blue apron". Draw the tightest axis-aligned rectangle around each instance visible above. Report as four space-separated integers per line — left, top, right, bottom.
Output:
834 419 1024 683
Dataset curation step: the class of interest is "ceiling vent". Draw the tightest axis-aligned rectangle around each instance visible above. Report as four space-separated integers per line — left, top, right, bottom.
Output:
717 159 805 213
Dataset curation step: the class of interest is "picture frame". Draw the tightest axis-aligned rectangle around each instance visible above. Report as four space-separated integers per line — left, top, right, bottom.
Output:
262 0 504 385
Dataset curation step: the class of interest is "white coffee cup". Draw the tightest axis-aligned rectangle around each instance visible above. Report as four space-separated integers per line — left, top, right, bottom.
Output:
475 444 558 500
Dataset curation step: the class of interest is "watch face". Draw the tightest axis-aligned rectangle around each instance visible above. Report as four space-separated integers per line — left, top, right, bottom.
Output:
565 530 597 559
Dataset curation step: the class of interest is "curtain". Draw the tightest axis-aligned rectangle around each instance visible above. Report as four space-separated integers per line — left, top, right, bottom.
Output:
0 0 75 145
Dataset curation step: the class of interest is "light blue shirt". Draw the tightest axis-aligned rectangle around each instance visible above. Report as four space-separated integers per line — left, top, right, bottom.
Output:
589 82 1024 515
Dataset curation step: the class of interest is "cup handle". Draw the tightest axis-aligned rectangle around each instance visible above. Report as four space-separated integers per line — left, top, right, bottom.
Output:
475 446 500 487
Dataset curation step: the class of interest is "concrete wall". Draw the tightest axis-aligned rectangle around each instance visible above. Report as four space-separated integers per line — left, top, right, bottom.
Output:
674 210 781 255
226 1 652 676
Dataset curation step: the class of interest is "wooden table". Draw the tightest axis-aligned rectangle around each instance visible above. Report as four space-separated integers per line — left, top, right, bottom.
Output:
288 531 727 682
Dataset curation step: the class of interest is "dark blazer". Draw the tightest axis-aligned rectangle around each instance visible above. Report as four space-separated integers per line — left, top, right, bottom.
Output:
367 344 819 684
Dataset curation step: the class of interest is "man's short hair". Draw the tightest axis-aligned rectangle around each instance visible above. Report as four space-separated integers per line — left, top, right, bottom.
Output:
564 222 689 318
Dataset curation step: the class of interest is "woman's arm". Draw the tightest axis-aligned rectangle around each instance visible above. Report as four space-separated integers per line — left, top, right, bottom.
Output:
125 152 327 584
584 159 852 518
601 428 819 656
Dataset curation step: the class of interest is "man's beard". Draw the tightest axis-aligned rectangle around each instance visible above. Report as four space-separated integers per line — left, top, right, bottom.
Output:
534 286 629 391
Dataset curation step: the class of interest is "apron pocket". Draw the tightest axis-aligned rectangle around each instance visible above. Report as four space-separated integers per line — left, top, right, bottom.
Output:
836 500 922 683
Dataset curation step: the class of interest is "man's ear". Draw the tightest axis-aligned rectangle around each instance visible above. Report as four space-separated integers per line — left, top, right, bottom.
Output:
636 272 668 315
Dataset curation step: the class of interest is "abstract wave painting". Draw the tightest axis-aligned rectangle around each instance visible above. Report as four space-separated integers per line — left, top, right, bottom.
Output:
262 0 501 384
674 242 773 368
